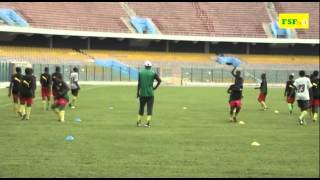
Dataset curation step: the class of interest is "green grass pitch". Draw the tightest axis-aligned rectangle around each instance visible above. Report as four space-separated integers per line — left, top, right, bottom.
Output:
0 85 319 177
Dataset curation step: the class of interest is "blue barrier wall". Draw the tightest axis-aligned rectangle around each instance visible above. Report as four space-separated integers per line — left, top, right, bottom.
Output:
94 59 139 80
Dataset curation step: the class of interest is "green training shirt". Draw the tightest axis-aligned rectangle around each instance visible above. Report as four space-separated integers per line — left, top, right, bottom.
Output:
139 69 157 97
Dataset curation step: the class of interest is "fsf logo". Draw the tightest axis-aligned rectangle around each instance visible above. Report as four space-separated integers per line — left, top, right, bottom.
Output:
279 13 309 29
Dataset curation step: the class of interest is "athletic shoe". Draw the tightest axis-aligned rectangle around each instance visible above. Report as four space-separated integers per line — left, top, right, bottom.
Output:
21 114 26 120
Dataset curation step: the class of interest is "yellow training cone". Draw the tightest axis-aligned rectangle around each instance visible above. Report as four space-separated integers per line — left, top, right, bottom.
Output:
251 141 260 146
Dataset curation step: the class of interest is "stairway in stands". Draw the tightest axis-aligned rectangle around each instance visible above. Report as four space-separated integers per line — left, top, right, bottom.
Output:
192 2 215 36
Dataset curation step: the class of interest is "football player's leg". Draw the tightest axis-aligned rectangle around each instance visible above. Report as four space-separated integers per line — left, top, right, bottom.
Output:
313 100 319 121
24 98 33 120
13 94 20 115
58 99 68 122
146 97 154 126
20 97 26 118
41 88 46 110
138 97 147 124
229 106 234 121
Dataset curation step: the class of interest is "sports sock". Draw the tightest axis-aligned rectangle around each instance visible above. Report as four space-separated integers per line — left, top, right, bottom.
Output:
14 103 20 113
147 115 151 124
288 103 293 112
20 105 26 115
42 100 46 110
137 115 142 122
59 110 65 122
26 106 31 120
299 110 308 120
313 113 318 121
72 96 77 106
46 100 50 110
261 102 267 109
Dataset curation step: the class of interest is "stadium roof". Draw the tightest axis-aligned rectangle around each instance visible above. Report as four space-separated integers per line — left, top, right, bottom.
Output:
0 25 319 45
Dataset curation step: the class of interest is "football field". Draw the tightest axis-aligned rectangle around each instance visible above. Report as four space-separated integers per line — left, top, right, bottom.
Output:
0 85 319 177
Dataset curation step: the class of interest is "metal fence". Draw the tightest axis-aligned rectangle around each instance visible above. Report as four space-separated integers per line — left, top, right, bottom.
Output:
0 61 316 85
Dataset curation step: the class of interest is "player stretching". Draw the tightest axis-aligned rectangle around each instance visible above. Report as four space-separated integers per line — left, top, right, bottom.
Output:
136 61 161 128
51 76 70 122
255 73 268 111
284 74 295 115
19 68 36 120
69 67 80 109
8 67 23 116
293 70 312 125
231 66 243 89
227 84 243 122
40 67 52 110
310 71 319 122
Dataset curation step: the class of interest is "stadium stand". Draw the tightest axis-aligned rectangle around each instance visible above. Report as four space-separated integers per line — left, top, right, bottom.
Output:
0 46 91 64
0 2 129 33
237 54 319 65
128 2 211 36
197 2 270 38
0 2 319 39
274 2 319 39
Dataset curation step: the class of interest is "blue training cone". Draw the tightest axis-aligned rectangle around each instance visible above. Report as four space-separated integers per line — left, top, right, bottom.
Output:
65 135 75 141
75 118 81 123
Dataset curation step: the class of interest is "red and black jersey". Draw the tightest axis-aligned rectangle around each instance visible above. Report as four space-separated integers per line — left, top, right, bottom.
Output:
20 74 36 98
311 78 320 99
228 84 243 102
260 80 268 95
54 80 70 100
52 72 63 91
40 73 52 88
285 80 295 98
10 73 23 94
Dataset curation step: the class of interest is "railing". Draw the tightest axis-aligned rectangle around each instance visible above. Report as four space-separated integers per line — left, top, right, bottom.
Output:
0 61 317 84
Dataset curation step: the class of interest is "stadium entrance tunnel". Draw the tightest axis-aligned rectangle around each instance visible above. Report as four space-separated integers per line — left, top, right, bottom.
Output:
94 59 138 80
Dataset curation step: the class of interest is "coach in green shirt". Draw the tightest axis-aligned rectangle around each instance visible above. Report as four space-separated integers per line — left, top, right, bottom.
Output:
136 61 162 128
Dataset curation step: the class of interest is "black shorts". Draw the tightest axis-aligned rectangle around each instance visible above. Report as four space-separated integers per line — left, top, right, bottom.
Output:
139 96 154 115
71 89 79 96
297 100 310 110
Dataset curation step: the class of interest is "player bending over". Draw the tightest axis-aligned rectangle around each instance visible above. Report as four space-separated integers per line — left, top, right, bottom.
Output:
284 74 295 115
40 67 52 110
51 75 70 122
255 73 268 111
293 70 312 125
19 68 36 120
136 61 161 128
227 84 243 122
69 67 80 109
8 67 23 116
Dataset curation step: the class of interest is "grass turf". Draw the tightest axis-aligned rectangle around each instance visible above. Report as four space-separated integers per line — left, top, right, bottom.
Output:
0 85 318 177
